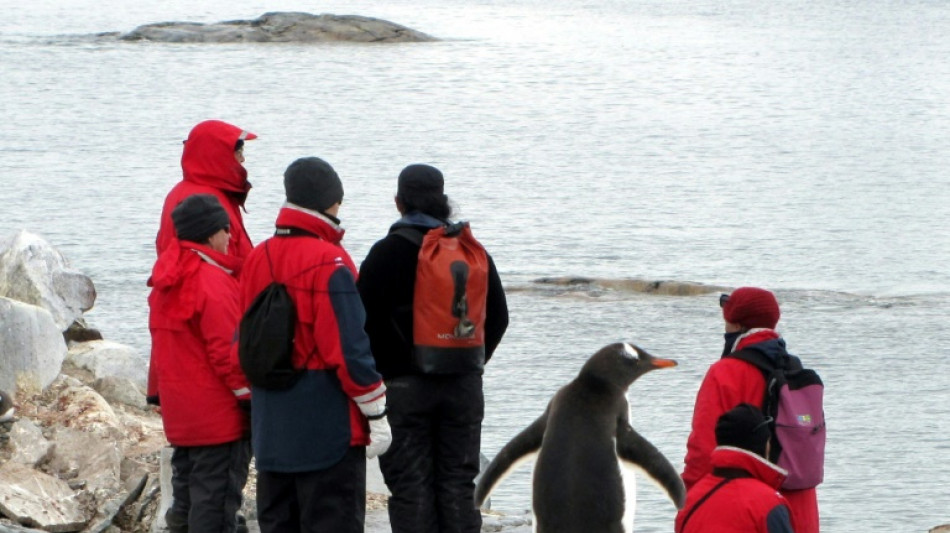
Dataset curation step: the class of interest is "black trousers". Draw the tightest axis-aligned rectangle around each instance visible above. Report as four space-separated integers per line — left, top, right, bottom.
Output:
257 446 367 533
170 439 252 533
380 373 484 533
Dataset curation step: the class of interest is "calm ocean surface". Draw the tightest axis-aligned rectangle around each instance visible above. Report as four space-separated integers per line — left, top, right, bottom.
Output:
2 1 949 530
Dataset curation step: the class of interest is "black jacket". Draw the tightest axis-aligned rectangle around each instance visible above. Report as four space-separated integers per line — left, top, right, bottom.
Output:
357 220 509 379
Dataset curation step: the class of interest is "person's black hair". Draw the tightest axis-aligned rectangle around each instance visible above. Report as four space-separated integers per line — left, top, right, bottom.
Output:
235 139 245 151
398 190 454 220
396 164 454 220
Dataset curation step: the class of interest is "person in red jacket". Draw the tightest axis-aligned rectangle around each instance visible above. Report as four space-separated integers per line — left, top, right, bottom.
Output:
240 157 391 533
683 287 820 532
148 194 252 533
149 119 257 406
676 403 795 532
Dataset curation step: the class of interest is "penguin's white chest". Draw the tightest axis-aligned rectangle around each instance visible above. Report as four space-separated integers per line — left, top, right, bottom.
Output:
618 446 638 531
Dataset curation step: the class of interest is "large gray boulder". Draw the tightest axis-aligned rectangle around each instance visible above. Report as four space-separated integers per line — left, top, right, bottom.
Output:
0 463 87 532
0 297 68 394
0 231 96 331
67 340 147 389
119 11 436 43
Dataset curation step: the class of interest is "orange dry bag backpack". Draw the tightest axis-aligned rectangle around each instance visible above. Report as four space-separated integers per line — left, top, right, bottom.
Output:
395 221 489 374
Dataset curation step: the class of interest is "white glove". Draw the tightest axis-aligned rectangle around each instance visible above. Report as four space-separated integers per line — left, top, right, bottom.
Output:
357 391 386 418
366 416 393 459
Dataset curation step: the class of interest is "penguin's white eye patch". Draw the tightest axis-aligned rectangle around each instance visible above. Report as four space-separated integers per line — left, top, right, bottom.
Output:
622 343 639 360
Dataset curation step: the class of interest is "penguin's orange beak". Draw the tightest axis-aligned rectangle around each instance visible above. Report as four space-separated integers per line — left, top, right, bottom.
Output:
650 357 678 369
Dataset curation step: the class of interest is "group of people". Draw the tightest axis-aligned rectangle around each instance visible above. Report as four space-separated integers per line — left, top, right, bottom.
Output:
145 119 820 533
146 119 509 533
678 287 820 532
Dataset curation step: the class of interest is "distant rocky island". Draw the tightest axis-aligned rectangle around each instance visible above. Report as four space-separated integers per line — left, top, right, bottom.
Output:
107 11 436 44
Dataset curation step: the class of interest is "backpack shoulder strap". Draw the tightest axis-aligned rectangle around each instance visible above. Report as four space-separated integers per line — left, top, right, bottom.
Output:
679 478 733 532
392 226 426 247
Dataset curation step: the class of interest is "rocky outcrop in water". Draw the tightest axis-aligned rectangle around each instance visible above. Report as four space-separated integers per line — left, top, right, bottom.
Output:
116 12 436 44
532 276 731 297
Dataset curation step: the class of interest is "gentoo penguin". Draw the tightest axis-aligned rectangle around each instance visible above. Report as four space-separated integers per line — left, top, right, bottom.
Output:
475 342 685 532
0 388 14 423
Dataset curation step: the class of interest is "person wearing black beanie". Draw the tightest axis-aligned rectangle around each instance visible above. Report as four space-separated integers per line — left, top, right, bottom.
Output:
283 156 344 217
357 163 509 533
150 193 252 533
676 404 795 533
715 402 772 459
240 156 390 533
171 194 231 247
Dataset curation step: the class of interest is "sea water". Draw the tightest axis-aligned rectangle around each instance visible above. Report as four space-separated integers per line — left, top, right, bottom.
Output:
1 1 949 530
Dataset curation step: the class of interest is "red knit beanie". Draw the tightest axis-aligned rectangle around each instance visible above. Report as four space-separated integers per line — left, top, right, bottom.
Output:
722 287 780 329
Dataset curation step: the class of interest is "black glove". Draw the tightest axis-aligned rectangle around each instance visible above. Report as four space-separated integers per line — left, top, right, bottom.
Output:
146 395 160 406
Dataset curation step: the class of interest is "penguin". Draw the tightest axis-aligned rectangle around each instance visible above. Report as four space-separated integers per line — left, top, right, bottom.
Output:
0 388 14 423
475 342 686 532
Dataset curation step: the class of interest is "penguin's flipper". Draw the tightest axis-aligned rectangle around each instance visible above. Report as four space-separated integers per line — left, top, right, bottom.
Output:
616 423 686 509
475 412 548 507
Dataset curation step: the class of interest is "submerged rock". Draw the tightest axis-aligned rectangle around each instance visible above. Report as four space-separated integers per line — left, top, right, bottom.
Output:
533 276 730 297
118 11 436 44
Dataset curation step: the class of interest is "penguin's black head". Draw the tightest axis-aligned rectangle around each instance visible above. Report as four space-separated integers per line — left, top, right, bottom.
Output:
581 342 678 390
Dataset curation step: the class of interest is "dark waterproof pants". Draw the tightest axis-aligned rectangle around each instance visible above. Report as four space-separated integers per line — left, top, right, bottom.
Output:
257 446 367 533
169 438 252 533
380 373 484 533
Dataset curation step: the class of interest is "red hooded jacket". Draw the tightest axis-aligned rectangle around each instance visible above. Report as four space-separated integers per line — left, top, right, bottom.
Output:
240 205 386 472
156 119 256 259
148 240 250 446
676 447 795 533
684 330 819 532
149 120 256 401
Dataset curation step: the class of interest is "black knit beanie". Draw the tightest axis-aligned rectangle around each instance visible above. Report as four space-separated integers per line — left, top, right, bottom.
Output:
397 164 444 197
284 157 344 213
715 403 771 457
172 194 230 243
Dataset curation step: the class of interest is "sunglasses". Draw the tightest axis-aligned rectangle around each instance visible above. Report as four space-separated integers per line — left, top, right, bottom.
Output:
719 293 730 307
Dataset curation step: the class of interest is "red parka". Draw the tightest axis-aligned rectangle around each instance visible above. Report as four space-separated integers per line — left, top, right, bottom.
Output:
149 120 256 401
148 240 250 446
156 119 256 259
240 205 386 472
676 447 795 533
683 330 819 533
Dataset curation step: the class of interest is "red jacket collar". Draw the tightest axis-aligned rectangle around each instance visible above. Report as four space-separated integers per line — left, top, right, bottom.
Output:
711 446 787 489
734 328 780 352
274 204 345 244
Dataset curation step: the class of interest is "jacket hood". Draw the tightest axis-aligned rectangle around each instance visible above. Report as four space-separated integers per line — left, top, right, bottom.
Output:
732 329 788 364
390 211 447 232
149 240 242 320
711 446 787 489
181 120 255 194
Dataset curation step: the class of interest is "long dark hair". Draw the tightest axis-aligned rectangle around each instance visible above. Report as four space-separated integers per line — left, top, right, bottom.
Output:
398 190 454 220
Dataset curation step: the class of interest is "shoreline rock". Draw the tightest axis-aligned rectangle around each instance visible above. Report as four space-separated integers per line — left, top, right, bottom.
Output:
0 230 531 532
114 12 437 44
